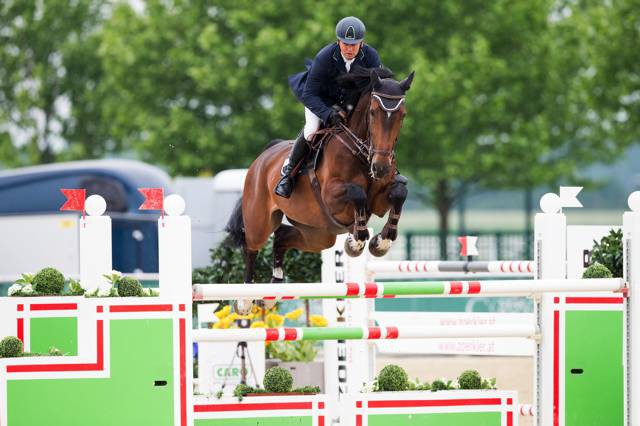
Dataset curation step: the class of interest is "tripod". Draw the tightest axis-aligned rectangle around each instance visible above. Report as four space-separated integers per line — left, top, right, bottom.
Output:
218 318 260 393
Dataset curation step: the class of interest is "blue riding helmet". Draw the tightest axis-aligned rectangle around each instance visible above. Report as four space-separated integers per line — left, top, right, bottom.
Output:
335 16 366 45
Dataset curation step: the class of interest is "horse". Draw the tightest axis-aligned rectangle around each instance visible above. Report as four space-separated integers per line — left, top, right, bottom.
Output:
226 66 415 314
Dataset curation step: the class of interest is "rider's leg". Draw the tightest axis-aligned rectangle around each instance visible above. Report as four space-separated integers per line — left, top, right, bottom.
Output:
274 108 321 198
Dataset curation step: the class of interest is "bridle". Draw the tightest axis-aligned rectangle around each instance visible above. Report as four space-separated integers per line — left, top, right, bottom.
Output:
332 90 405 177
368 91 405 159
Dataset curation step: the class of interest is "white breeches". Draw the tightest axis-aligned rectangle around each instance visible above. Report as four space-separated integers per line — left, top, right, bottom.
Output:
303 107 322 140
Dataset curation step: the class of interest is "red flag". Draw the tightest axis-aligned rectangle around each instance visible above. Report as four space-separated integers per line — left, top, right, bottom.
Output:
138 188 164 211
60 189 86 211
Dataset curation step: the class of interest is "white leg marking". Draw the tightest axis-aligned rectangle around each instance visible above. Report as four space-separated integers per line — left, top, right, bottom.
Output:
236 299 253 315
377 238 393 251
273 267 284 279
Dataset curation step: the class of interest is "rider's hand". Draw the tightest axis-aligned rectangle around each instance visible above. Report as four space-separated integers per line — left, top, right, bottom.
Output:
328 110 344 127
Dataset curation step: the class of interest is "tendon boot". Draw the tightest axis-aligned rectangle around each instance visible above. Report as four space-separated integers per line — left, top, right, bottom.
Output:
274 131 310 198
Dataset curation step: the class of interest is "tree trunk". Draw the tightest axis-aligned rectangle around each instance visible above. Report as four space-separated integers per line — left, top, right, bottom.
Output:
40 106 54 164
435 179 454 259
524 187 533 259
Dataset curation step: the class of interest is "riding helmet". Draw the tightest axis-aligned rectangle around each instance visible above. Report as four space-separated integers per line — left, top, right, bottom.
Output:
335 16 365 44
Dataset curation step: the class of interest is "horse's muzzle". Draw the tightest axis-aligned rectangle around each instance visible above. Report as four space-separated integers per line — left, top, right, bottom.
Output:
371 162 391 179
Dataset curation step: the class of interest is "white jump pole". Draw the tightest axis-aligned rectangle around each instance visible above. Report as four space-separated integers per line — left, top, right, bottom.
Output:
192 278 624 300
192 324 538 343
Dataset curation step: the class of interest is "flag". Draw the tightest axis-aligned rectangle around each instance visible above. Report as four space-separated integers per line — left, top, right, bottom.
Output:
60 189 86 211
138 188 164 211
458 236 479 257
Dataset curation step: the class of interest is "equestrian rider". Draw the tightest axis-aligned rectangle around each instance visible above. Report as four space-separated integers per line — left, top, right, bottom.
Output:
275 16 382 198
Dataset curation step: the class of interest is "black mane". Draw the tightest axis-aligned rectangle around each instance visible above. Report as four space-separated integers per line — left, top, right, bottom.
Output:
337 66 395 108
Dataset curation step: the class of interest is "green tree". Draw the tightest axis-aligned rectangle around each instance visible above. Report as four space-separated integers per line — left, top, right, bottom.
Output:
355 0 632 255
98 0 331 175
570 0 639 148
0 0 108 166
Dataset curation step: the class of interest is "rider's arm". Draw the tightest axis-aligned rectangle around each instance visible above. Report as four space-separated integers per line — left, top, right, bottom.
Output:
301 53 333 125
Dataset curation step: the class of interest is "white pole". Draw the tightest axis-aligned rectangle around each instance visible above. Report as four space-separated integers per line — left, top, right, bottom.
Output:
624 191 640 426
536 197 568 426
80 195 112 293
191 278 623 300
191 324 538 342
321 234 345 425
159 195 192 300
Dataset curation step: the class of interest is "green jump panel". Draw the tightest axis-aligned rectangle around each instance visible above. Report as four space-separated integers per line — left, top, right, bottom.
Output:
7 319 175 426
565 310 624 426
366 411 502 425
195 417 314 425
29 316 78 355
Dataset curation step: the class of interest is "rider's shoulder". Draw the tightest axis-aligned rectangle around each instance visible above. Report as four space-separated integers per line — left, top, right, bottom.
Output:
361 43 378 55
314 43 340 61
360 44 380 59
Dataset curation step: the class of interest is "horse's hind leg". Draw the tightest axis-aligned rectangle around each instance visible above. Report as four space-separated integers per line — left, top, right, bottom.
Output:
236 202 281 315
261 224 302 310
369 175 408 257
272 225 299 284
234 248 259 314
344 183 370 257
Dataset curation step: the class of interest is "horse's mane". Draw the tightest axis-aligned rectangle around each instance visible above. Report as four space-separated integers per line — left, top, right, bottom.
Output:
337 66 394 108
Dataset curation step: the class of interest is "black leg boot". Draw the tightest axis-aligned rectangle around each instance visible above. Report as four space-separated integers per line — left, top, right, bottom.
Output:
274 132 310 198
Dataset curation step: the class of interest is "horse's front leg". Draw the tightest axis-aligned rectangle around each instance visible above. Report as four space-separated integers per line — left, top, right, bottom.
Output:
369 174 408 257
343 183 370 257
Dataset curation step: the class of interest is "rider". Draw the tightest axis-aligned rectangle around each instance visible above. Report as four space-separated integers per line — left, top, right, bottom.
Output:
275 16 382 198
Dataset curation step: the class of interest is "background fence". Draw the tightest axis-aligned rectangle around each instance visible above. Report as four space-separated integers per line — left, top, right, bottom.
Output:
386 231 533 261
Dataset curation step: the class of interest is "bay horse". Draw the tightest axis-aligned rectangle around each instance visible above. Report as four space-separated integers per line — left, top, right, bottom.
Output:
226 66 414 314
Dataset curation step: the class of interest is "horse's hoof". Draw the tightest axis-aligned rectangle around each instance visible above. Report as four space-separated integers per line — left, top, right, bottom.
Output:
234 299 253 315
344 235 365 257
369 234 392 257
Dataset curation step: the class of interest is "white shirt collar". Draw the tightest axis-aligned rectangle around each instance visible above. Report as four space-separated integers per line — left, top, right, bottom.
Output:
341 53 356 72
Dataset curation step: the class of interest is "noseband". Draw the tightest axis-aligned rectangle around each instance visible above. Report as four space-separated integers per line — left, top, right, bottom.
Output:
367 91 405 159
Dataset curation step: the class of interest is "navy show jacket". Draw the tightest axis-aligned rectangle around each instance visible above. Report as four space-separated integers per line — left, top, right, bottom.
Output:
288 42 381 124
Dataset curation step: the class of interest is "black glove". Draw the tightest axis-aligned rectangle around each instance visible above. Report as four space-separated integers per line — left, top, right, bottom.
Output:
327 110 344 127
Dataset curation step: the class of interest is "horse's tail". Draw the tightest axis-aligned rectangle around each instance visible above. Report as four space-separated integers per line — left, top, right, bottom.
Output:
224 197 245 248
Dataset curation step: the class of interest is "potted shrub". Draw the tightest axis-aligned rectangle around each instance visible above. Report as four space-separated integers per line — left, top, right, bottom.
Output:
192 366 326 425
264 309 327 392
342 365 515 426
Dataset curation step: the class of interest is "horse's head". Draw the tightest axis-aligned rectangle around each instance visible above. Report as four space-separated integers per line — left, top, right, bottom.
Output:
367 70 414 179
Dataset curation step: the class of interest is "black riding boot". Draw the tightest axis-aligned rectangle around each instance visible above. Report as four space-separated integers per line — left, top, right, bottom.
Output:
274 132 310 198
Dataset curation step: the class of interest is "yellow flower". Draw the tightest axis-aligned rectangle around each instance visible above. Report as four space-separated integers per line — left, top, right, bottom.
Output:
265 313 284 327
309 315 328 327
213 320 229 329
251 321 266 328
284 308 304 321
214 305 231 319
216 317 234 329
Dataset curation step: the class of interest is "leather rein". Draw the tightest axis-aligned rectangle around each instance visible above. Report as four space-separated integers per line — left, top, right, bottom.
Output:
305 91 405 232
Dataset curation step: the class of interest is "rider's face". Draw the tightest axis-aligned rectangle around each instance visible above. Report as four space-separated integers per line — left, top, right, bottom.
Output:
338 40 362 60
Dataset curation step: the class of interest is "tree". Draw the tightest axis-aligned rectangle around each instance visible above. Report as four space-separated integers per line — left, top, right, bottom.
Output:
0 0 108 167
355 0 632 256
98 0 334 176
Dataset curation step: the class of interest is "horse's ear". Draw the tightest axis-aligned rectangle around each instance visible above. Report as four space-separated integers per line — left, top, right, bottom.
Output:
399 71 415 92
370 69 383 90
